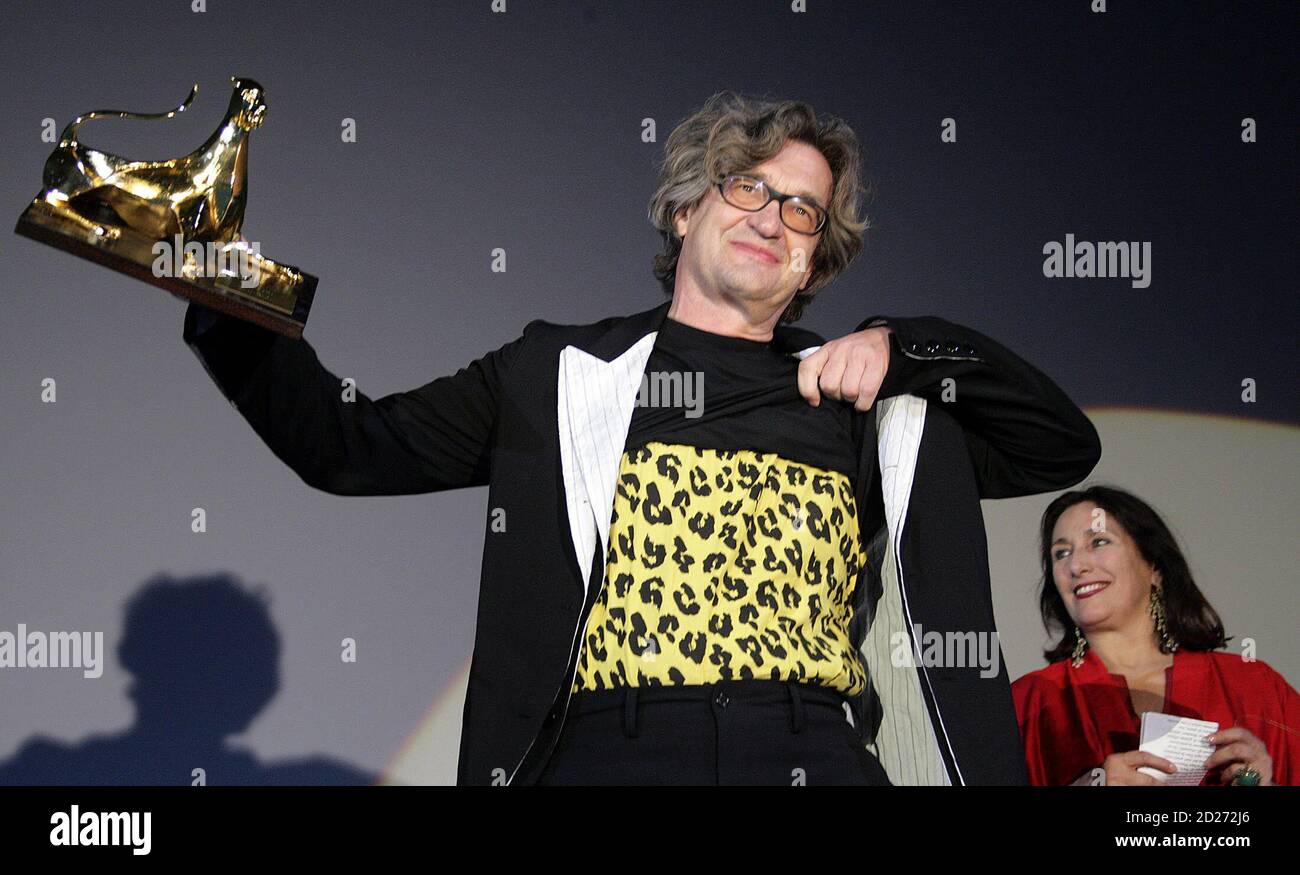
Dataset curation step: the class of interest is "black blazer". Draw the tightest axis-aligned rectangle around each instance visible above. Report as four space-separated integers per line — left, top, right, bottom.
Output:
183 297 1100 785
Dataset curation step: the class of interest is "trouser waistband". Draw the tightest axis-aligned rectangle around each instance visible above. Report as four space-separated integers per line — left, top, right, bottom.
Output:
567 679 853 738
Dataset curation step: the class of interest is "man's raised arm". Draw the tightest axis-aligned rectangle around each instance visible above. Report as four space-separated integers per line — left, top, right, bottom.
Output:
858 313 1102 499
183 302 528 495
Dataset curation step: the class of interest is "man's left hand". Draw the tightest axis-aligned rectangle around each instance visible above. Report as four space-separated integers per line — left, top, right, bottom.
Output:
797 326 892 412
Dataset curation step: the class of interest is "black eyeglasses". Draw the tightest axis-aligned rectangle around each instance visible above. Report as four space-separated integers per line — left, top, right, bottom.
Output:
716 174 828 235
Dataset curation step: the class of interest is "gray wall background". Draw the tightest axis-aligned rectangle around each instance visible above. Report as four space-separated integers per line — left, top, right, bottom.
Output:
1 0 1295 784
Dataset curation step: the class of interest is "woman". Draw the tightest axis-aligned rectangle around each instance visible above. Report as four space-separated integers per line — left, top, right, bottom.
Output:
1012 485 1299 786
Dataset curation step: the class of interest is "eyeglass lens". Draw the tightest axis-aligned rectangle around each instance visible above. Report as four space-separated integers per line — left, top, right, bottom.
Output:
722 176 824 233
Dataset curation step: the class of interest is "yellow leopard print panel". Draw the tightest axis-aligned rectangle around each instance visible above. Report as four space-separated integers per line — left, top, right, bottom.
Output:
572 440 867 695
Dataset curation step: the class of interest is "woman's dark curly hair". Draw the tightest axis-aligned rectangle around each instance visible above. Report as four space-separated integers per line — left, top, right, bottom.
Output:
1037 485 1228 663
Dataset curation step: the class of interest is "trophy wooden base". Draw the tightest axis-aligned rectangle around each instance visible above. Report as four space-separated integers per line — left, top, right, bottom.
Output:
15 198 317 339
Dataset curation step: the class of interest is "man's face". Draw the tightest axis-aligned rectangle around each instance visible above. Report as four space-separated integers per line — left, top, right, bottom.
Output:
673 138 834 313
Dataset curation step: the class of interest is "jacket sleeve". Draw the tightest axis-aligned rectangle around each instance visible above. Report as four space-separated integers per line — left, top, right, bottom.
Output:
856 314 1101 499
183 302 528 495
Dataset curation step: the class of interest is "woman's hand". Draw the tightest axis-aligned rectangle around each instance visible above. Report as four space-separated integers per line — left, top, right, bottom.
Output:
1204 727 1274 785
1099 750 1177 785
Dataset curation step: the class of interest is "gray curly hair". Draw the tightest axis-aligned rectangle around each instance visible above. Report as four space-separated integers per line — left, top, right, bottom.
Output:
647 91 872 324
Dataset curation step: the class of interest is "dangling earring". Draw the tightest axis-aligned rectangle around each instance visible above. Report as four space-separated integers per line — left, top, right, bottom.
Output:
1071 625 1088 668
1149 583 1179 654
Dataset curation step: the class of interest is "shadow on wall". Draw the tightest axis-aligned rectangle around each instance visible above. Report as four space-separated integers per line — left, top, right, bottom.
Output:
0 572 375 785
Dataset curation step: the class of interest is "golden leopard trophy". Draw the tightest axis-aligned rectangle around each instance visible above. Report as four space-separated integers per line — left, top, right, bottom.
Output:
15 76 317 338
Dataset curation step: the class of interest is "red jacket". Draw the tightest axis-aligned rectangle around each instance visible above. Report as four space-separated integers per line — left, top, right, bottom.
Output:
1012 649 1300 786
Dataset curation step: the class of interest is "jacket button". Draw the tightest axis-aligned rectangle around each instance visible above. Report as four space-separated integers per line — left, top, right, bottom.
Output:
714 691 729 708
545 707 559 724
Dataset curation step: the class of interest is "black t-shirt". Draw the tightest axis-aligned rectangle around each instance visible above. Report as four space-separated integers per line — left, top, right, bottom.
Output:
625 315 858 478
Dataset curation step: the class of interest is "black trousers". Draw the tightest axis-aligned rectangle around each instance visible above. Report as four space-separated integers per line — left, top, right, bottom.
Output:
535 679 892 786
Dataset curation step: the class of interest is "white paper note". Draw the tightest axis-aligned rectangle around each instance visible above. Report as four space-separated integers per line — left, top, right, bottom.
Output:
1138 712 1218 785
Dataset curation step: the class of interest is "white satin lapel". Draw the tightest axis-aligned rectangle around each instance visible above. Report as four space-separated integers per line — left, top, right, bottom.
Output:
557 333 659 596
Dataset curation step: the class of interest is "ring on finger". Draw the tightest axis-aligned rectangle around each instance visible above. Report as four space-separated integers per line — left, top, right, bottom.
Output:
1231 766 1262 787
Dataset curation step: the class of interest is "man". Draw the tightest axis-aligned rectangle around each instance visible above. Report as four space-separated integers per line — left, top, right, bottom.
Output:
184 92 1100 785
